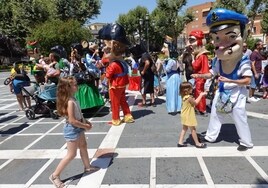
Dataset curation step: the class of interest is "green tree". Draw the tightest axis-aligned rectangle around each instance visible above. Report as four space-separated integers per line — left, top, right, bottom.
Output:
117 0 193 51
0 0 101 46
0 0 13 35
117 6 148 44
213 0 247 14
156 0 191 46
54 0 101 24
261 5 268 37
0 0 49 44
29 19 91 55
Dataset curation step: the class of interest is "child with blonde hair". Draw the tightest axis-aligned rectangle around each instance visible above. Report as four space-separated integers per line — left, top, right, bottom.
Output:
49 76 99 188
178 81 207 148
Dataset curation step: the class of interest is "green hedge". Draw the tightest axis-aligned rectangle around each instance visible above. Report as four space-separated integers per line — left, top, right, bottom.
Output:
0 65 12 70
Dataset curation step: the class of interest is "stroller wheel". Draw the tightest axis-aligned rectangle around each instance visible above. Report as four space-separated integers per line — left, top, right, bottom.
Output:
50 110 59 119
4 78 12 85
25 109 35 120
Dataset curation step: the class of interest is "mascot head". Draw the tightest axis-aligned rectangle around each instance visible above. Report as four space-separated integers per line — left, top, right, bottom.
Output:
206 8 249 60
189 30 205 47
161 35 178 59
98 23 130 58
187 30 207 57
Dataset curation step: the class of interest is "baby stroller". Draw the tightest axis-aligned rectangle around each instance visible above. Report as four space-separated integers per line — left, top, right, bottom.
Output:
24 83 58 120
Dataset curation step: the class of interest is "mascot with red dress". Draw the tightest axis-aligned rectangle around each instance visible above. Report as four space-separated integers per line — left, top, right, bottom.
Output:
188 30 210 116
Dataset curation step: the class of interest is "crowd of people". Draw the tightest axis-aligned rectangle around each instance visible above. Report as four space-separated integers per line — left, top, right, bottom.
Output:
7 8 268 187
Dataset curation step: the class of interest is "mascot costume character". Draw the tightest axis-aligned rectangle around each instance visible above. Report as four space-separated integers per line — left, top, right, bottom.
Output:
193 8 253 151
98 23 134 126
161 35 182 114
188 30 210 115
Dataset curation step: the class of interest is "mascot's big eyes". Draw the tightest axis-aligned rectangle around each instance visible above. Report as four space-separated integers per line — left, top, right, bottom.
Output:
188 38 196 44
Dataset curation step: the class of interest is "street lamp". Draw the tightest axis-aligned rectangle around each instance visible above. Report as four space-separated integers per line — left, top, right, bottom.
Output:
138 14 150 52
145 13 149 52
139 18 143 44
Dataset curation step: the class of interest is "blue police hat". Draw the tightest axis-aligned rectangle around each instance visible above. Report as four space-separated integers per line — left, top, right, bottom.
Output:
98 23 130 45
206 8 249 33
97 24 112 40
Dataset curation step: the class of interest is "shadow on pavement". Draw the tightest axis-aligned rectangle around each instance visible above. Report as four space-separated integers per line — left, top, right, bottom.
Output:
131 109 154 120
0 123 30 136
0 115 18 123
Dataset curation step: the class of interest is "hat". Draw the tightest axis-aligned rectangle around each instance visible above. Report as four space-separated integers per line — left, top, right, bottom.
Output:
189 30 204 40
81 40 89 49
206 8 249 33
98 23 130 45
97 24 112 40
189 30 205 46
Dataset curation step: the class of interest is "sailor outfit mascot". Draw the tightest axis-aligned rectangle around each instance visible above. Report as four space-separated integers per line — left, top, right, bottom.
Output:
193 8 254 151
98 23 135 126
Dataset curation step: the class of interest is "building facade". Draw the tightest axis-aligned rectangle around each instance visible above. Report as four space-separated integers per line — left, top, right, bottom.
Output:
185 2 266 44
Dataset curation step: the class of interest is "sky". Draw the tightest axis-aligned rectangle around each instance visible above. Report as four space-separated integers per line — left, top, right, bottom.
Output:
92 0 215 23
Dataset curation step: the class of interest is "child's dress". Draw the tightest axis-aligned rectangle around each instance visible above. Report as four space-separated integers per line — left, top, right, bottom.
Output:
181 95 197 126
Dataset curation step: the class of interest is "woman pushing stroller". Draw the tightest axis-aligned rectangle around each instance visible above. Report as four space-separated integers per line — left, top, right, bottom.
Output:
9 62 31 111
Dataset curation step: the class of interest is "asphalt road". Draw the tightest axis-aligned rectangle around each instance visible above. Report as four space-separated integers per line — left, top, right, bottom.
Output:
1 71 268 188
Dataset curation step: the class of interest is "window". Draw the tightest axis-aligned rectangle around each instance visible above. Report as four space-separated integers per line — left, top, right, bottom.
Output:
202 11 209 17
252 27 256 34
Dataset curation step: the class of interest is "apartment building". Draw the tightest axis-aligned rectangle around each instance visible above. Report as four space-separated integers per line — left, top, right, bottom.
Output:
185 2 266 44
88 22 107 40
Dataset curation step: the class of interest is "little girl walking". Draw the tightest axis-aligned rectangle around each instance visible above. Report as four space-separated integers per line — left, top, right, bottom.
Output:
177 81 207 148
49 76 99 188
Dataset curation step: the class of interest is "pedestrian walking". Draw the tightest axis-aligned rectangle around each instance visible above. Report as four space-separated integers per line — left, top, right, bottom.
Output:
49 76 99 188
138 52 155 107
177 81 207 148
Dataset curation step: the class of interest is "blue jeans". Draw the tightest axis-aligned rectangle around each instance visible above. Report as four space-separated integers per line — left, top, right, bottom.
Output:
63 123 84 141
250 74 261 89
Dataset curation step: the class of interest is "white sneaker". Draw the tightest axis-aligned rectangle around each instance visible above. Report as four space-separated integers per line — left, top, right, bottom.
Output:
255 97 261 101
248 97 259 102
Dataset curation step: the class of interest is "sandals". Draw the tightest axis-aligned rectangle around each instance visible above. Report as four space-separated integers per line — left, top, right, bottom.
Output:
195 143 207 148
149 102 156 107
177 143 187 147
138 102 147 107
49 174 65 188
84 165 100 173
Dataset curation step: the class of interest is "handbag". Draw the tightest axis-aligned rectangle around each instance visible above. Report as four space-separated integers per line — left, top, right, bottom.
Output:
215 91 233 113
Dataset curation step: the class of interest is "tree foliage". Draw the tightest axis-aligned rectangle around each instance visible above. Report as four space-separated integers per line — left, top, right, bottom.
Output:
117 0 193 51
54 0 101 24
29 19 91 55
0 0 101 47
0 0 49 43
213 0 247 14
261 4 268 35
